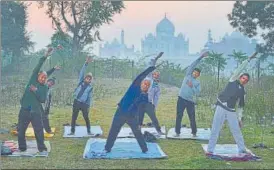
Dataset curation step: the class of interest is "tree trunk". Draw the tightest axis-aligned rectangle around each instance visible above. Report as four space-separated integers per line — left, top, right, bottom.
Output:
72 35 79 57
257 59 261 87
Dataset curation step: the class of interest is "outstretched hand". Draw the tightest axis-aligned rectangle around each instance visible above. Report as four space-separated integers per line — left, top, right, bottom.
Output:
155 52 164 61
86 56 93 64
45 47 54 57
249 51 258 61
54 65 61 70
202 51 209 58
151 52 164 67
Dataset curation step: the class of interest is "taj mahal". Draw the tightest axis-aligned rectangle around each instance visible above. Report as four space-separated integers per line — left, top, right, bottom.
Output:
99 15 265 71
141 14 189 59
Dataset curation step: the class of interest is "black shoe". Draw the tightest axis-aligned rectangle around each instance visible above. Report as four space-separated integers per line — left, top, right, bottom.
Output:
38 147 47 152
19 148 27 152
142 148 148 153
104 148 111 153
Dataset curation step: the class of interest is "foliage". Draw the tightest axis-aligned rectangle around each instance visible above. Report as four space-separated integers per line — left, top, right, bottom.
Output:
38 1 124 56
1 1 34 71
228 1 274 55
228 50 248 67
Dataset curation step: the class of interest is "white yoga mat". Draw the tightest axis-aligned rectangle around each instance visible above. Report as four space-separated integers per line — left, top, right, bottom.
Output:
117 126 166 139
63 126 103 138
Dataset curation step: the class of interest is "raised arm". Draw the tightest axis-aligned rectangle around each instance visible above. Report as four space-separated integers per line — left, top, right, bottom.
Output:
31 48 53 78
185 51 208 75
78 63 88 83
229 52 258 82
46 65 61 77
78 57 93 84
133 52 163 86
146 58 156 79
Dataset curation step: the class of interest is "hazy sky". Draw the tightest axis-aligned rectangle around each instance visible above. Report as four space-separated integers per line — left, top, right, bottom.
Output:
26 1 237 54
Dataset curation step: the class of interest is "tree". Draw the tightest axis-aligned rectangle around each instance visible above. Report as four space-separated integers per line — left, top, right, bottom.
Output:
228 1 274 54
1 1 34 72
206 52 227 89
228 50 248 67
38 1 124 57
48 30 73 70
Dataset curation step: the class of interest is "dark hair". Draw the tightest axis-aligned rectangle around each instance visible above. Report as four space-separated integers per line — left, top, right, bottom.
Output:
240 73 250 81
47 77 56 84
193 68 201 73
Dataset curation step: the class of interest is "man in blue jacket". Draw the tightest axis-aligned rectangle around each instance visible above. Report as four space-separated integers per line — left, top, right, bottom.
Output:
68 57 93 135
175 51 208 137
104 52 164 153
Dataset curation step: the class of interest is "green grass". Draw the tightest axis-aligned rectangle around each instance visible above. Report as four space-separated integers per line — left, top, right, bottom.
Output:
0 84 274 169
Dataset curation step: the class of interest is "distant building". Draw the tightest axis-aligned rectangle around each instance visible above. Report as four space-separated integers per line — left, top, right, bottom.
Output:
202 29 258 71
141 14 189 60
99 30 139 59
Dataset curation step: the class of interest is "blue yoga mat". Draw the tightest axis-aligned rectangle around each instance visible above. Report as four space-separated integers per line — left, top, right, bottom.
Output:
83 138 167 159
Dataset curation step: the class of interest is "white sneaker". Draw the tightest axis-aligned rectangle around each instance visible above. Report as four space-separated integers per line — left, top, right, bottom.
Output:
174 133 180 137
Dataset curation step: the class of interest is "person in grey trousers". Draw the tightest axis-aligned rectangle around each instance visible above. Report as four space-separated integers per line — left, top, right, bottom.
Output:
175 51 209 137
207 52 258 155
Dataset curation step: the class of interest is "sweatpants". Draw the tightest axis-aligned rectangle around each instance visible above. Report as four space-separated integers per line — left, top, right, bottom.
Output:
70 99 91 133
105 109 148 152
138 102 162 132
207 105 246 153
42 112 51 133
17 107 47 152
175 96 197 135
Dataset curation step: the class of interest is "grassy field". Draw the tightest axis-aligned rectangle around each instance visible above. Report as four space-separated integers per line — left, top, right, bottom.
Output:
0 81 273 169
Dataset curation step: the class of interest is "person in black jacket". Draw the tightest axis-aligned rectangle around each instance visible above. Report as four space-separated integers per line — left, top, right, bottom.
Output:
104 52 164 153
207 52 258 155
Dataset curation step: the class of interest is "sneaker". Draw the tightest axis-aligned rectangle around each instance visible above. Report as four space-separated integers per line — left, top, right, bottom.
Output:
239 150 251 155
174 133 180 137
46 131 54 134
192 134 197 138
67 132 75 135
104 148 111 153
206 151 213 156
157 131 165 136
87 132 94 136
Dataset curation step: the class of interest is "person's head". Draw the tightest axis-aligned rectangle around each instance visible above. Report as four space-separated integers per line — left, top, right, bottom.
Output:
192 68 201 79
152 71 160 80
38 71 48 84
239 73 250 86
141 79 151 93
84 72 93 84
47 77 56 88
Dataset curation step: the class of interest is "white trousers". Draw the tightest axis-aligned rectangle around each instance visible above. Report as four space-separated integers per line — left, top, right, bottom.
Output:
207 105 246 153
